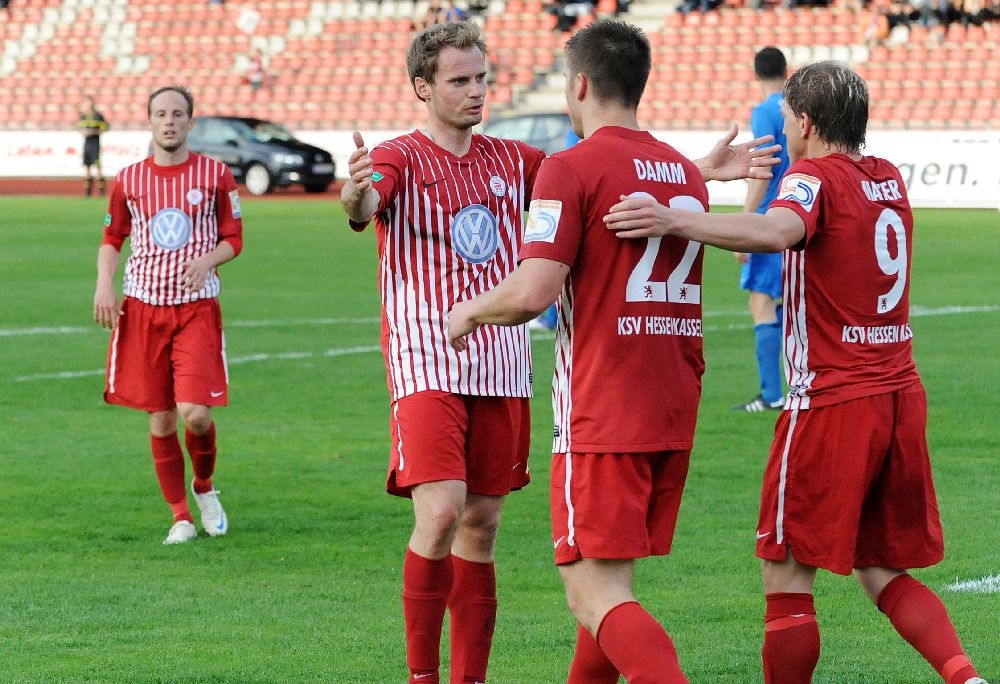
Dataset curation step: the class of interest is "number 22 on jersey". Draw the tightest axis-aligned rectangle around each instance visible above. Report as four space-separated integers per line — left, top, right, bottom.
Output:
625 193 704 305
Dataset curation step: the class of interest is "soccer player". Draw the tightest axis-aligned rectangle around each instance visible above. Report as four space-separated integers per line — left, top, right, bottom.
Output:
340 21 543 684
604 60 989 684
448 19 781 682
93 85 242 546
731 47 790 414
78 95 109 197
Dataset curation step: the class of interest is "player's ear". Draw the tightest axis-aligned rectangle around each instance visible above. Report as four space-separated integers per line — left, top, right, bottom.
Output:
414 76 432 102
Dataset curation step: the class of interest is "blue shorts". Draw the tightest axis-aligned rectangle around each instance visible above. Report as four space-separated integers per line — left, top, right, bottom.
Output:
739 252 782 299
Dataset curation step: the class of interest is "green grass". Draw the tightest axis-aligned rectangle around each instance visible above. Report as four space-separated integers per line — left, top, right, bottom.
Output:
1 198 997 683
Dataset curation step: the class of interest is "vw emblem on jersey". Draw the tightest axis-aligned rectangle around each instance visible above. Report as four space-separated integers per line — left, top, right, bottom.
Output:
150 208 193 251
186 188 204 206
451 204 498 264
489 175 507 197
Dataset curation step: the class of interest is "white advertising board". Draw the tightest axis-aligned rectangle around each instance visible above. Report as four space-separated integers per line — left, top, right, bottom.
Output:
1 129 997 209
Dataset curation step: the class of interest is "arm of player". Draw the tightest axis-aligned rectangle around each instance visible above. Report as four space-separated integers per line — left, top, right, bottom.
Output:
735 177 771 263
448 258 569 351
340 130 379 225
94 244 122 329
692 124 782 182
180 240 236 293
605 199 805 254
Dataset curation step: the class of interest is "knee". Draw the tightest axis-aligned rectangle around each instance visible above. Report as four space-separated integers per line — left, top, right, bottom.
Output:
179 405 213 433
417 500 463 541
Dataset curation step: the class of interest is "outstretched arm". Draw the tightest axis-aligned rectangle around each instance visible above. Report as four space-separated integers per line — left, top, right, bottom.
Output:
448 258 568 351
605 197 805 254
693 124 783 182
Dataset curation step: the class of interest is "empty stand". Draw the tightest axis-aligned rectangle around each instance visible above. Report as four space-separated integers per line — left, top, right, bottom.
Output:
0 0 996 131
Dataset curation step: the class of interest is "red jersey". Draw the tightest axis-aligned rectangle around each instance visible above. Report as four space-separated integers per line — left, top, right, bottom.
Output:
771 153 921 409
519 127 709 453
103 153 243 306
353 131 545 401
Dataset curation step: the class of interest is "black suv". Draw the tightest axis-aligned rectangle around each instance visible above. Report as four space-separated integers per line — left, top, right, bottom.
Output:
188 116 336 195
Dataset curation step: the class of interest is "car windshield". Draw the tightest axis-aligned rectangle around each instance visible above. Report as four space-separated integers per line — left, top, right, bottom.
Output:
244 120 296 143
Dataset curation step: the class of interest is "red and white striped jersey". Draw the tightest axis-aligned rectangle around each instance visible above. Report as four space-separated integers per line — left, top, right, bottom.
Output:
352 131 545 401
520 127 709 454
103 153 243 306
771 153 921 409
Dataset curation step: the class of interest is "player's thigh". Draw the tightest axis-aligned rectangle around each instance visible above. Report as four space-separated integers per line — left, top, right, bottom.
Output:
172 299 228 405
388 390 469 497
465 395 531 496
551 451 689 565
740 252 782 298
104 297 175 411
757 399 894 575
856 384 944 570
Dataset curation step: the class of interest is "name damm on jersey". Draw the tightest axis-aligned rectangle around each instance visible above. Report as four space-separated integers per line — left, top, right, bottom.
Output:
841 323 913 344
618 315 703 337
634 159 687 184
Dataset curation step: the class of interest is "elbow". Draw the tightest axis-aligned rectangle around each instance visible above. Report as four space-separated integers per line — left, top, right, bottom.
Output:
507 288 553 321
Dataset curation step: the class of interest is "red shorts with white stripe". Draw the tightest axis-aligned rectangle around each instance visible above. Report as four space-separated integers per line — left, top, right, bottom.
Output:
755 383 944 575
104 297 228 412
387 390 530 498
550 450 691 565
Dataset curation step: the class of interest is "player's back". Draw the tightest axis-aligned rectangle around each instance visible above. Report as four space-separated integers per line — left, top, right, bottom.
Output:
772 153 921 409
525 126 709 452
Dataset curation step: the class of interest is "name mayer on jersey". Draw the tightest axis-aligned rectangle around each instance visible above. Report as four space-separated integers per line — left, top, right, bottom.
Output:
618 315 702 337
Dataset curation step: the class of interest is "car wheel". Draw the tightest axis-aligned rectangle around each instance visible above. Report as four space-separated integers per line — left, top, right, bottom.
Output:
304 182 331 193
244 163 273 195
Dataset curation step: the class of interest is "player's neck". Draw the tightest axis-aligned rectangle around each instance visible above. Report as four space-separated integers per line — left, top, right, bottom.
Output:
582 106 639 139
420 125 472 157
153 147 191 167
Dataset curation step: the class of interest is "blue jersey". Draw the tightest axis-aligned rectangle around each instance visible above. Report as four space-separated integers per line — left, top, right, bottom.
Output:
750 92 790 214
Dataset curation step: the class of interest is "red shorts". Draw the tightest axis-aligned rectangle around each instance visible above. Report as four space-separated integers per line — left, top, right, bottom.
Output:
104 297 229 412
387 390 531 498
756 384 944 575
550 450 691 565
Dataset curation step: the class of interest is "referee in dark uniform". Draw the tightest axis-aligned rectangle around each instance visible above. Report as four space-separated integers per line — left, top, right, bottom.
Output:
79 95 109 196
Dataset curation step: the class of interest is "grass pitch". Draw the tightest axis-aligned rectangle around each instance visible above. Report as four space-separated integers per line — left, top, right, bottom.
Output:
1 197 997 683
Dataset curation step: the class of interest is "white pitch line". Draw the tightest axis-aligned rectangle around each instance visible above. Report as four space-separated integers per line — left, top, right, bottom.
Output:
1 306 996 339
13 345 384 383
8 304 999 382
943 574 1000 594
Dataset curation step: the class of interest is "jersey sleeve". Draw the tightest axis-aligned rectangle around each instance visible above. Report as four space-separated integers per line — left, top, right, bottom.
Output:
215 165 244 256
749 103 770 139
101 176 131 250
769 158 825 248
519 155 584 267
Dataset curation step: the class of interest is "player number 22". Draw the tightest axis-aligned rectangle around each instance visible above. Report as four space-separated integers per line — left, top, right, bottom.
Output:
625 193 703 304
874 207 907 313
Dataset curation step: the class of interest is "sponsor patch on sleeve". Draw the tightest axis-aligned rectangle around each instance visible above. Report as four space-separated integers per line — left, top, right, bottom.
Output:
777 173 822 212
103 212 112 227
524 199 562 244
229 189 242 219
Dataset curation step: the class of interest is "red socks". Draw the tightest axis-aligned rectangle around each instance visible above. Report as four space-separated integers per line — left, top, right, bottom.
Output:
567 622 619 684
762 592 820 684
447 555 497 684
877 574 980 684
596 601 688 683
403 549 454 683
185 422 217 493
150 433 191 522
